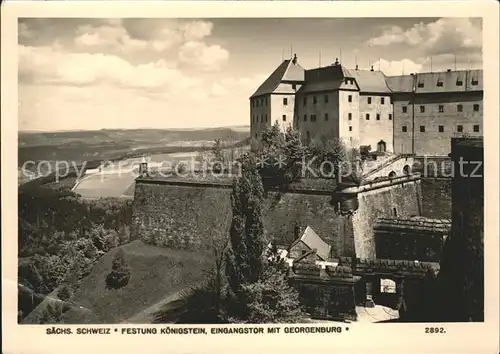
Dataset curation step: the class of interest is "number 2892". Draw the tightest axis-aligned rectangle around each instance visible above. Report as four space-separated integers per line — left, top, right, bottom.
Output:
425 327 446 334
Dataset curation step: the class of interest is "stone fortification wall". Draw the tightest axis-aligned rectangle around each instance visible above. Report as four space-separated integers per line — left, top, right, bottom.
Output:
132 180 355 257
352 179 422 260
131 177 423 260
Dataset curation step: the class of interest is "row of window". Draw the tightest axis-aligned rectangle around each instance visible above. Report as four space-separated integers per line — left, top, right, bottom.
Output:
252 114 290 123
303 113 393 121
255 94 481 109
401 125 481 133
303 113 324 122
252 97 268 108
416 78 479 88
252 114 268 123
401 103 481 113
365 113 392 120
302 95 389 106
255 112 393 123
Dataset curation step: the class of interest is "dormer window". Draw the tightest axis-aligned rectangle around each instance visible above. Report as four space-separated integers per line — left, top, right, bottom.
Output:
456 79 463 86
437 80 443 87
417 82 424 88
471 79 479 86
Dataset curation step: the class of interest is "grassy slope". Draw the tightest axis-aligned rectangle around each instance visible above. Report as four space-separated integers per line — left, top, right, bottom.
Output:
62 240 213 324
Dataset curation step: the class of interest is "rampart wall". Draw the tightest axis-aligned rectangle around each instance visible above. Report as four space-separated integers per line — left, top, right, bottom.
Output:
131 176 424 260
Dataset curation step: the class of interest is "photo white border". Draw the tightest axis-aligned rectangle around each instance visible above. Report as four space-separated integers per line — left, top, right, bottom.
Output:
2 1 499 353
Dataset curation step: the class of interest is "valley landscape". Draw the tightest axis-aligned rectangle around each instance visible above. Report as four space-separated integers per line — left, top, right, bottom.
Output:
18 126 250 324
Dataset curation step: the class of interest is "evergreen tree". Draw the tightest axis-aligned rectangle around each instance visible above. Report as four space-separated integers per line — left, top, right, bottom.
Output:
283 127 307 182
239 266 306 324
211 139 225 172
225 155 265 296
105 249 131 290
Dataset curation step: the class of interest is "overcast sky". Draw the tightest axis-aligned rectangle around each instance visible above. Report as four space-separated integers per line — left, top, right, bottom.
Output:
18 18 482 131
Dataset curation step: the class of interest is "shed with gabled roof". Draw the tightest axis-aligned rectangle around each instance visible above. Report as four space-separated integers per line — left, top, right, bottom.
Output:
288 226 332 261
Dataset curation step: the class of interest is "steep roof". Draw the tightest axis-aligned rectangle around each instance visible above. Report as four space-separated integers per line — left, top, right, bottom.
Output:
298 65 344 94
296 80 343 94
292 226 331 261
386 75 415 93
343 69 392 93
250 59 305 98
298 65 391 94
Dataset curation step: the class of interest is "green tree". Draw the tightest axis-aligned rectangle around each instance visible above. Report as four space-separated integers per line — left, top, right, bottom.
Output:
307 137 348 179
105 249 131 290
238 266 306 324
222 155 310 323
282 127 308 182
225 155 265 295
359 145 372 160
211 139 225 172
256 123 307 186
38 302 64 324
57 284 72 301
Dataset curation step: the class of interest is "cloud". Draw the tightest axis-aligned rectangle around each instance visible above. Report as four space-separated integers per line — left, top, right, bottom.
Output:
374 51 482 76
74 19 215 53
209 74 267 98
373 58 423 76
367 18 482 56
73 23 176 54
18 44 200 93
20 19 226 67
178 41 230 71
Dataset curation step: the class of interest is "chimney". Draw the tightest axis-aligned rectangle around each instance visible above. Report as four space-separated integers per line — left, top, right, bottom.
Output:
355 64 359 70
292 53 298 65
334 57 340 66
370 65 374 72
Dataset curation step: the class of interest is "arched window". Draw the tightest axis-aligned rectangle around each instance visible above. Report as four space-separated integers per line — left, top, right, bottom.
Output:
377 140 387 153
388 171 396 178
403 165 411 175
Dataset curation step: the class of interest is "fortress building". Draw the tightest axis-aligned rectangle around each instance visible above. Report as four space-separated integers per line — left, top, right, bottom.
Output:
387 70 483 156
250 54 483 156
249 54 305 138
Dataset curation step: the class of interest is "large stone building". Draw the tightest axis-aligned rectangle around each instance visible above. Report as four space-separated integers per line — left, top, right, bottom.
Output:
249 54 305 139
387 70 483 156
250 55 483 156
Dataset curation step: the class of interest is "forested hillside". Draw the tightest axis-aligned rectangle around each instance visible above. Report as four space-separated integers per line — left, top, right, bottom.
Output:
18 182 133 321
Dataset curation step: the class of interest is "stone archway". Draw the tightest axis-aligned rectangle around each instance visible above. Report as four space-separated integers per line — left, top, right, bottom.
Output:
377 140 387 153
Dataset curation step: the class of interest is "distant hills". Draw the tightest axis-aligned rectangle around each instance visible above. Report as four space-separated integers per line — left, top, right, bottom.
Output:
18 126 250 166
